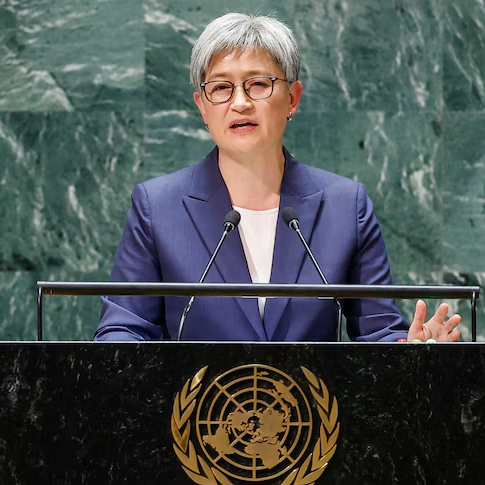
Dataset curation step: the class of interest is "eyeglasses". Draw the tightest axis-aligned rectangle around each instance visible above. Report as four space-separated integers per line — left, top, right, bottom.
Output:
200 76 289 104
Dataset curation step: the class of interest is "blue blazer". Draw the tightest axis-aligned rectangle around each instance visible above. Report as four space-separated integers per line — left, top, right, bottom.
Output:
95 147 409 342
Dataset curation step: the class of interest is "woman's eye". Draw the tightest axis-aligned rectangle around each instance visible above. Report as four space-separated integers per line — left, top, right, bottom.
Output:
248 80 270 88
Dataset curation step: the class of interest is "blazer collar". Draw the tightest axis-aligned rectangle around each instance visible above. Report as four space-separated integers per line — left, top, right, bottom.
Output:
183 148 265 340
183 147 324 341
264 148 324 339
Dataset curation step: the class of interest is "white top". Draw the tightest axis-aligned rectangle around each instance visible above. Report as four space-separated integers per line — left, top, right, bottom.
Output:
233 205 279 319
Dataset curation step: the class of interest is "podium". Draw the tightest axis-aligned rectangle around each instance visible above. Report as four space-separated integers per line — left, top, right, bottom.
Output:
0 281 479 483
0 341 484 484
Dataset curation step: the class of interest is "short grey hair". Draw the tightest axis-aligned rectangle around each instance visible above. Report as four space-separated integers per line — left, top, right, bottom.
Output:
190 13 300 88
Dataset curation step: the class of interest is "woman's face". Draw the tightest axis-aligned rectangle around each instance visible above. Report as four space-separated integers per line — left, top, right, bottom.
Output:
194 48 302 160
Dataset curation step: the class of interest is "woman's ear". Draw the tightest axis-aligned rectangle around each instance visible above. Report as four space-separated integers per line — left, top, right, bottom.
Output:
194 91 207 123
288 80 303 116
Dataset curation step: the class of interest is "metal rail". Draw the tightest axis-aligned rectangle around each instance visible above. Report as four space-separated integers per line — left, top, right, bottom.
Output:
36 282 480 341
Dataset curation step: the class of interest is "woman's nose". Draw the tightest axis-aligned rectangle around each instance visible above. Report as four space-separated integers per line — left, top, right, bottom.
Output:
231 83 252 109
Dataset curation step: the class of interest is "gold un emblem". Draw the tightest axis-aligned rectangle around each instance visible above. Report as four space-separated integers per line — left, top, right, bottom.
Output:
171 364 340 484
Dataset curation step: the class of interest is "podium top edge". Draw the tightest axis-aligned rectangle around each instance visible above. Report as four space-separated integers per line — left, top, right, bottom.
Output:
36 282 480 300
1 341 484 345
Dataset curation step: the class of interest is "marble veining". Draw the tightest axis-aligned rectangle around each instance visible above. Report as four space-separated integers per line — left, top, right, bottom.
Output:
0 0 484 340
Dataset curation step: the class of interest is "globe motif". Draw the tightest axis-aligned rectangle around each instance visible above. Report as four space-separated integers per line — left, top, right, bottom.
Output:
196 364 313 482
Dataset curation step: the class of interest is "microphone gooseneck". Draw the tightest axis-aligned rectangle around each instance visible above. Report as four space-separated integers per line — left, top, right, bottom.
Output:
177 209 241 341
282 206 343 342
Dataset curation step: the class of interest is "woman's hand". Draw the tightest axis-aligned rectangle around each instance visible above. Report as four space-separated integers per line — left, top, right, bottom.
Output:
407 300 461 342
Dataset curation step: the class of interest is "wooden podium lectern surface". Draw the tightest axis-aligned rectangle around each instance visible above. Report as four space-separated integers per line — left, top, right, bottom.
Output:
0 342 484 484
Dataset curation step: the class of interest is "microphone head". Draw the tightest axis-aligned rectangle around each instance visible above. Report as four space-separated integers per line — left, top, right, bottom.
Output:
281 207 299 229
224 210 241 232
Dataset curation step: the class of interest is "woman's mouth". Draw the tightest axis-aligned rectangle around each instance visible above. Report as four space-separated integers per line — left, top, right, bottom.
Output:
230 121 258 131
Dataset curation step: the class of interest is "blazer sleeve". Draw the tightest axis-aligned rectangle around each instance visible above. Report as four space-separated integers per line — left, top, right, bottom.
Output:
345 183 410 342
94 183 164 341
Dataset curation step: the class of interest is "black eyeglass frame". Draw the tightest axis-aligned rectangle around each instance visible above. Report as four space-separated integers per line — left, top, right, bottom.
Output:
199 76 290 104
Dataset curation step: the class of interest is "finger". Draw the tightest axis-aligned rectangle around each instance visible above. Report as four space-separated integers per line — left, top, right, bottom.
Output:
411 300 426 328
408 300 427 341
449 329 461 342
429 303 449 325
443 314 461 333
439 328 460 342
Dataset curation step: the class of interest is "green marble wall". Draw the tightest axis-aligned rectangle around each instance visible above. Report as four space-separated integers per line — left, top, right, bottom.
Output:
1 0 484 340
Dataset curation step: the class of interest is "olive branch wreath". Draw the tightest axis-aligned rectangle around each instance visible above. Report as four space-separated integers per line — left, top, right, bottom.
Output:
171 366 339 485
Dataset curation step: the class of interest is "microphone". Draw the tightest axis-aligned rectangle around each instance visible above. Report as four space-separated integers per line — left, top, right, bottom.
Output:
281 207 343 342
177 209 241 340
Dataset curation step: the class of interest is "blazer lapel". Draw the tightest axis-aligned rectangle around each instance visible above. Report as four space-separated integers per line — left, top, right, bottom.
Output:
182 148 266 340
264 150 324 340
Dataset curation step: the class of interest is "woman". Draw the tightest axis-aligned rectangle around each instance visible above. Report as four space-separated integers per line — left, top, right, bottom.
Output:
95 13 460 342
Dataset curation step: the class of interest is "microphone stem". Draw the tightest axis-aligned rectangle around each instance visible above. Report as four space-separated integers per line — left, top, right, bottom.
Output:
177 228 230 341
295 228 329 284
295 228 343 342
178 296 195 341
199 229 229 283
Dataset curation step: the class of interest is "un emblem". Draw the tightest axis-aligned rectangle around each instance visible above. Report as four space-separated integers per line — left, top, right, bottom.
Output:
171 365 339 484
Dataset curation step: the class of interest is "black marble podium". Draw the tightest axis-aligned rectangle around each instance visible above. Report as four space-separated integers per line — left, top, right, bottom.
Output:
1 342 484 484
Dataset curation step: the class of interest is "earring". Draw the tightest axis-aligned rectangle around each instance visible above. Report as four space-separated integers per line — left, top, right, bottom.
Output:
287 111 293 122
204 122 209 131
